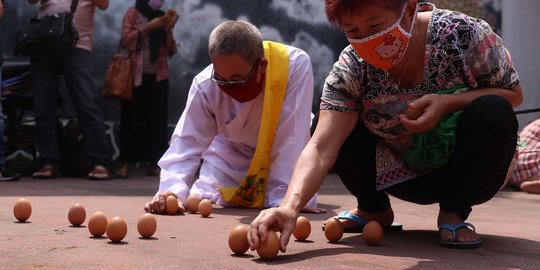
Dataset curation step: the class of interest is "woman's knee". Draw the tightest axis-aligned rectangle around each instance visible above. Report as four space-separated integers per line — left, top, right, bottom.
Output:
462 95 517 133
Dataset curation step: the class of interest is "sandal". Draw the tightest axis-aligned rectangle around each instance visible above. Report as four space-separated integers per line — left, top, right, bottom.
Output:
322 210 403 233
439 222 482 249
32 165 59 179
87 165 114 181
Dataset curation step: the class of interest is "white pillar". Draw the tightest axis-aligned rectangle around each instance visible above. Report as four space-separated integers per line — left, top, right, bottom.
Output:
502 0 540 129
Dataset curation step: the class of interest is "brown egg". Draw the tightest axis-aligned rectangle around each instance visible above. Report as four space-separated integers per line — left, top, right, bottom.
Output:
362 220 383 246
198 199 213 217
137 213 157 238
165 195 178 215
186 194 200 214
13 198 32 222
405 105 422 120
68 203 86 226
106 216 128 242
88 211 108 237
228 224 250 255
293 216 311 241
324 218 343 243
257 230 280 260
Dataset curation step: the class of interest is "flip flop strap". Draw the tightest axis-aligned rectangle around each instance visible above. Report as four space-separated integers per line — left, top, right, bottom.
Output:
438 222 476 237
337 210 368 226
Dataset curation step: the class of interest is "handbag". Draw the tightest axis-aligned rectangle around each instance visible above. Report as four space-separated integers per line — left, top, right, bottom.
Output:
102 38 136 100
14 0 79 56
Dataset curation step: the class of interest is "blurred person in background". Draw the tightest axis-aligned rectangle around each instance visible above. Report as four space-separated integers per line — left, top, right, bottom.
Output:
27 0 113 180
115 0 178 178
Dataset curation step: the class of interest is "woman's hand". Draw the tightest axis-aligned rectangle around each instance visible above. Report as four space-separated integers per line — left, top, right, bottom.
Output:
400 94 455 133
248 206 297 253
144 191 185 214
91 0 109 10
167 13 179 29
141 16 169 36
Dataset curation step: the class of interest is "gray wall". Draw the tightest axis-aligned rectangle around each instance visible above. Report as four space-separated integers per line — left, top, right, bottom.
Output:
502 0 540 129
1 0 348 125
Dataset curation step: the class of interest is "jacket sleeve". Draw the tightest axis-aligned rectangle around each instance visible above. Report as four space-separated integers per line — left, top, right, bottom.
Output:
121 8 141 51
157 76 217 203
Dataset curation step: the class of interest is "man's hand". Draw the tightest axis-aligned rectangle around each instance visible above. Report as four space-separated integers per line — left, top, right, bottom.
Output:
144 191 185 215
0 1 4 19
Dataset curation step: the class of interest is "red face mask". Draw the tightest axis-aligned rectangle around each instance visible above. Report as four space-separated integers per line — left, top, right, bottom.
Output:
213 60 263 103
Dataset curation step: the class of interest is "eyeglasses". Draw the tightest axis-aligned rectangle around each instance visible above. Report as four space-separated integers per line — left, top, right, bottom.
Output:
211 58 260 86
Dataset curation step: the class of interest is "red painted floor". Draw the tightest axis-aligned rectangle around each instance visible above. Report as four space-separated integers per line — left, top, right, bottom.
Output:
1 173 539 270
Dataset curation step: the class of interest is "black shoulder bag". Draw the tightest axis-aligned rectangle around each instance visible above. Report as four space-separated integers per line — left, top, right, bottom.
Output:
14 0 80 56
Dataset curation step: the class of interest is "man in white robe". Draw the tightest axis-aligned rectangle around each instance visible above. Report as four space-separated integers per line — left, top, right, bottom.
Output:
144 20 323 214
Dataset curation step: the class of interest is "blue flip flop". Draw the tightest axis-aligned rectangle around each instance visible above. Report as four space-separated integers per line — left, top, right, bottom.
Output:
438 222 482 249
322 210 403 233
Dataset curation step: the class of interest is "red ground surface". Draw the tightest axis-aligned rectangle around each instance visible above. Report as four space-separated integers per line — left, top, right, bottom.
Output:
1 174 539 270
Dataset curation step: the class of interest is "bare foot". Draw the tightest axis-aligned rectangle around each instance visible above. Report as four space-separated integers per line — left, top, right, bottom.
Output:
32 165 58 179
87 165 114 181
520 179 540 194
115 162 129 177
437 211 481 244
323 208 395 229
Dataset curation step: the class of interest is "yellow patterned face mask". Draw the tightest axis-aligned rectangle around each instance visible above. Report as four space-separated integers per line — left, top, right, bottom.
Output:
219 41 290 208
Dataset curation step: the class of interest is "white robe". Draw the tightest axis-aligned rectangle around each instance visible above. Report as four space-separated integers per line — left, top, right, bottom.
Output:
157 45 317 208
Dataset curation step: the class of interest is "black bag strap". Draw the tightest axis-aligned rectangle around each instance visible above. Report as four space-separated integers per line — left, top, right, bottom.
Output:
70 0 80 14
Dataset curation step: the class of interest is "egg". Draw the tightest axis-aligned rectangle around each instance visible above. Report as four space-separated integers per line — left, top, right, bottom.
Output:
68 203 86 226
165 195 178 215
257 230 280 260
198 199 213 217
186 194 200 214
228 224 250 255
13 198 32 222
293 216 311 241
106 216 128 242
88 211 108 237
324 218 343 243
405 105 422 120
137 213 157 238
362 220 383 246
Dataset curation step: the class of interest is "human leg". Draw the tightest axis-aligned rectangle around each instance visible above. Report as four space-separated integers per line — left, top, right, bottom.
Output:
143 76 169 175
0 89 20 181
62 48 112 178
117 77 148 176
31 52 63 177
387 95 518 247
190 161 238 205
322 117 394 228
435 95 517 218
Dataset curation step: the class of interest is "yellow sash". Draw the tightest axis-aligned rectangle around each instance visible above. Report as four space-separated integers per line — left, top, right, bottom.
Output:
219 41 289 208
